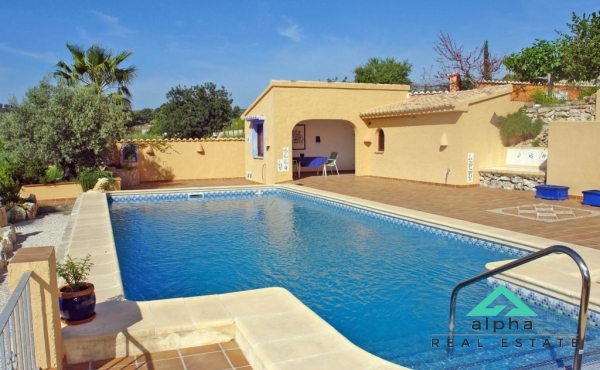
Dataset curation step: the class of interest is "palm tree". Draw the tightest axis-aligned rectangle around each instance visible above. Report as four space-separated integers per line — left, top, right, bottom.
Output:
54 43 137 109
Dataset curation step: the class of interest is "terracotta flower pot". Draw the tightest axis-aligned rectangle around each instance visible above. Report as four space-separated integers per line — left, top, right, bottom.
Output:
58 282 96 325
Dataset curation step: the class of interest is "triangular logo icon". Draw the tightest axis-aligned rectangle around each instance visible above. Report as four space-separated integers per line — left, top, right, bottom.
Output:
467 285 537 316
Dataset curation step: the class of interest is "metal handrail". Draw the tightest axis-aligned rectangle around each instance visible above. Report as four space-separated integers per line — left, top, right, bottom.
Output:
0 270 36 370
448 245 590 370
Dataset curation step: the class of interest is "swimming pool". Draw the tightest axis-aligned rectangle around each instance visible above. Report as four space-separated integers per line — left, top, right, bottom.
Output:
109 189 600 369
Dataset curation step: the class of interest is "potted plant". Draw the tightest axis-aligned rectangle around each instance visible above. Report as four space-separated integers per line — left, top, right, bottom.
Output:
56 254 96 325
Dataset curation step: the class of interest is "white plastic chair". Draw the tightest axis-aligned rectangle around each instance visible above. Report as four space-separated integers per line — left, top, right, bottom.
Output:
322 152 339 176
292 159 301 178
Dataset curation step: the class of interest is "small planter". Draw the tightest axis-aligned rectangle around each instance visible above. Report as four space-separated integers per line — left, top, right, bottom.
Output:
58 283 96 325
582 190 600 207
535 185 569 200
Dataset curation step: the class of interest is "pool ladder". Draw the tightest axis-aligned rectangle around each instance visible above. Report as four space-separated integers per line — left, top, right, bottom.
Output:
447 245 591 370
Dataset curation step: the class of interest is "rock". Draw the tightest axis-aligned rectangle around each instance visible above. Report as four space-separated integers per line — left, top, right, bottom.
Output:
502 182 515 190
87 178 111 193
511 176 523 183
0 207 7 227
6 206 26 223
1 226 16 244
26 193 37 204
1 238 13 254
489 180 503 189
538 108 551 113
23 202 38 220
515 183 524 190
499 176 510 181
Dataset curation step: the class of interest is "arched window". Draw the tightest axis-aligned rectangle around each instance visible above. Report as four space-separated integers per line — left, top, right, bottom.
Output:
122 144 138 164
378 129 385 152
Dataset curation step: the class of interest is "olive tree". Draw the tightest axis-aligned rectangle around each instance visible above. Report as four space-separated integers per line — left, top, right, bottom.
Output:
354 57 412 85
0 77 128 180
151 83 233 139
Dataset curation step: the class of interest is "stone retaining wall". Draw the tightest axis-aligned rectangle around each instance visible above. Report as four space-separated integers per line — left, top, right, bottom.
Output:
479 172 545 191
524 105 595 124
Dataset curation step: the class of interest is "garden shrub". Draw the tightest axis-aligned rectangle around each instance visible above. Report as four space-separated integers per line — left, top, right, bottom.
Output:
529 88 565 106
43 165 64 183
0 158 22 204
499 109 544 140
577 86 599 99
77 169 115 192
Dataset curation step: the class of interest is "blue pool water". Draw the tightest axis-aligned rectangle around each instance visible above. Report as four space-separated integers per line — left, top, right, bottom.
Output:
109 190 600 369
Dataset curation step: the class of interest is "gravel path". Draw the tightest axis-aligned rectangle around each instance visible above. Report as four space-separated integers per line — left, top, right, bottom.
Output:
0 213 70 310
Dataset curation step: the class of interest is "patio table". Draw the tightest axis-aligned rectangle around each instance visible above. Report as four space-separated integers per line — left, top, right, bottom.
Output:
293 156 329 177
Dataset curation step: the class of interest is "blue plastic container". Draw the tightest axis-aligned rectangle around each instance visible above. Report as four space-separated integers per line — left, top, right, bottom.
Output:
583 190 600 207
535 185 569 200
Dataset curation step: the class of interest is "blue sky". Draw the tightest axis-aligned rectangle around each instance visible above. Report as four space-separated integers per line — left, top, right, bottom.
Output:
1 1 598 110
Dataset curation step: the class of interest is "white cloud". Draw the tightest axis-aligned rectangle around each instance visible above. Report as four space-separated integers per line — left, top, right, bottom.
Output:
278 18 302 42
0 43 57 64
92 11 134 37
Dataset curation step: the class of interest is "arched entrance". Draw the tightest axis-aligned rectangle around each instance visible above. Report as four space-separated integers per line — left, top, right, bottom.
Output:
291 119 355 178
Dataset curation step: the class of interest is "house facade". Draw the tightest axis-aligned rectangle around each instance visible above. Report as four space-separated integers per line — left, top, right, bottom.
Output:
243 81 523 186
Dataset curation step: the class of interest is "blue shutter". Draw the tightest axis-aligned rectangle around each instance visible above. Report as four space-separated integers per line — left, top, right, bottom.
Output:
252 123 258 157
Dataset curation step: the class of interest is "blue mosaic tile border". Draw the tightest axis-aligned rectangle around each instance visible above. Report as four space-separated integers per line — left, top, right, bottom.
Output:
108 188 279 203
282 189 529 258
488 277 599 327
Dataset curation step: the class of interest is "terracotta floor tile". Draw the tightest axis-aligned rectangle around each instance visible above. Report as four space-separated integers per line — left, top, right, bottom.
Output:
179 344 222 356
91 357 136 369
225 349 249 368
136 350 179 363
67 363 90 370
136 358 185 370
182 352 231 370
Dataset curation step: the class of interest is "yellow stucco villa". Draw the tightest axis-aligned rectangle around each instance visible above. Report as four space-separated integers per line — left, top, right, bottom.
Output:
243 81 523 186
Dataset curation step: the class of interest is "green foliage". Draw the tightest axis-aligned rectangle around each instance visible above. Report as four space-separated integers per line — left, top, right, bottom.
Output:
499 110 544 140
529 88 565 106
532 139 540 147
126 108 155 128
124 127 162 140
0 77 128 180
221 118 245 138
326 76 349 82
482 40 492 81
503 40 566 83
56 254 94 292
43 166 64 183
0 158 22 204
76 169 115 192
151 83 233 138
54 43 137 109
577 86 600 99
560 11 600 82
504 10 600 85
353 57 412 85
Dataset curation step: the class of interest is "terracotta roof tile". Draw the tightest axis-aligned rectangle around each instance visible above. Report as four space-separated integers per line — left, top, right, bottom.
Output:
360 85 512 119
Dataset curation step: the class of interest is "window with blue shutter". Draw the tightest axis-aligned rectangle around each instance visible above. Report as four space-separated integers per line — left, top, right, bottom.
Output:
252 120 264 158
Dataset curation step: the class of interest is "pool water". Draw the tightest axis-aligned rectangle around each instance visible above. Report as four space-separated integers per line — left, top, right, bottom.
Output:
109 191 600 369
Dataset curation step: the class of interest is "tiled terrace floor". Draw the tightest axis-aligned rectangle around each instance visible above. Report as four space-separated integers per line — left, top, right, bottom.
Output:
65 341 251 370
130 174 600 249
290 174 600 250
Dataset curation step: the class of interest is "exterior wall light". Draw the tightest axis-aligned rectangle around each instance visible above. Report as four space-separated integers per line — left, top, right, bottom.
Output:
440 133 448 147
